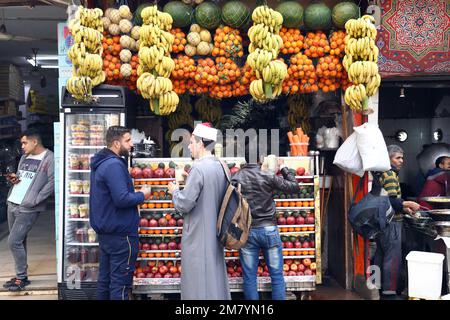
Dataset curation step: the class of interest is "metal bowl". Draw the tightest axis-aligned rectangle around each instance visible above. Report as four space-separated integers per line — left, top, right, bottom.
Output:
421 197 450 209
427 209 450 222
433 221 450 237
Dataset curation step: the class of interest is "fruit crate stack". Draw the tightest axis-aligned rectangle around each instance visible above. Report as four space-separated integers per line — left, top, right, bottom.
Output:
131 156 321 294
0 64 24 103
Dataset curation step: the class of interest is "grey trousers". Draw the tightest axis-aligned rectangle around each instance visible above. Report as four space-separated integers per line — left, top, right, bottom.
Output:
7 205 40 279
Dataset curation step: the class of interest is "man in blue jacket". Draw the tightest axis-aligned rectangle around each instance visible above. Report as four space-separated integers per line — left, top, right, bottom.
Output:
90 126 151 300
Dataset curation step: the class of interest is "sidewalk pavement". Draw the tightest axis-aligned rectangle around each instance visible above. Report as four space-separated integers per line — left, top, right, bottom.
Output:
0 210 57 299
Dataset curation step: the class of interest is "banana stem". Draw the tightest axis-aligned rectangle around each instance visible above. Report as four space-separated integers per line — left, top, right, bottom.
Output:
362 96 369 111
153 98 160 115
264 82 272 99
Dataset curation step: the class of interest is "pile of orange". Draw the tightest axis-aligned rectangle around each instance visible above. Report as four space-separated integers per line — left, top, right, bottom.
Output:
215 57 241 85
329 30 346 57
280 28 304 54
102 34 122 56
172 55 196 80
282 250 315 256
303 31 330 58
212 26 244 58
232 63 256 96
210 84 234 99
282 53 318 94
193 58 219 86
276 200 315 208
170 28 188 53
316 55 345 93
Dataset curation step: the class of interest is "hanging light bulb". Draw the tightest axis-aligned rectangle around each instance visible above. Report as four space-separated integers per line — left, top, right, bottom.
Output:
399 87 405 98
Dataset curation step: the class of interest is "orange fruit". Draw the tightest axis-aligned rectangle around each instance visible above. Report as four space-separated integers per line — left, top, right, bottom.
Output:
154 229 161 234
148 253 155 258
309 201 315 207
309 250 315 255
155 252 162 258
163 252 169 258
301 227 308 232
148 203 155 209
141 253 147 258
295 201 302 207
161 229 168 234
156 204 162 209
295 227 301 232
282 251 288 256
162 203 169 209
282 201 289 207
288 227 295 232
289 251 296 256
308 226 315 231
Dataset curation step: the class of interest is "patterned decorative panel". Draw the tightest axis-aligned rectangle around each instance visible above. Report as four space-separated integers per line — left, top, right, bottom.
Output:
378 0 450 77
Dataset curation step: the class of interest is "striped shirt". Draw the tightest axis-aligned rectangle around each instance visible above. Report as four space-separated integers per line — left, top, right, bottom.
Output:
379 169 403 219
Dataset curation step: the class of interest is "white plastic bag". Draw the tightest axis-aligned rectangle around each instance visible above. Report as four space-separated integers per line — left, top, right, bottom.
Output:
354 123 390 172
333 132 364 177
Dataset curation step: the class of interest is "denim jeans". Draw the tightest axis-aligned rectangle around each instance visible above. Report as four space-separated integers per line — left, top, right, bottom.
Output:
239 225 286 300
7 205 40 279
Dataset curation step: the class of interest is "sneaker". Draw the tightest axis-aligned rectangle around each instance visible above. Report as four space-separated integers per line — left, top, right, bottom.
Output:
8 278 31 292
3 278 18 289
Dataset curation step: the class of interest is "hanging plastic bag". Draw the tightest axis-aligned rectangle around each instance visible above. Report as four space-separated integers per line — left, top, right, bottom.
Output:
333 132 364 177
354 123 391 172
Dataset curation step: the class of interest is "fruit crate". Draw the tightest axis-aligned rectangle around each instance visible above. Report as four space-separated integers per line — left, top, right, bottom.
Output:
131 156 321 294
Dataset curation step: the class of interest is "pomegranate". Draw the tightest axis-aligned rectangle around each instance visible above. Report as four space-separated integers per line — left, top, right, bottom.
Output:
153 168 165 179
142 167 153 178
165 168 175 178
130 167 143 179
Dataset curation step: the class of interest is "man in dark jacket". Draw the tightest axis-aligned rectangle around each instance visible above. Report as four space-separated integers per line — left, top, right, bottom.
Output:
231 141 300 300
90 126 151 300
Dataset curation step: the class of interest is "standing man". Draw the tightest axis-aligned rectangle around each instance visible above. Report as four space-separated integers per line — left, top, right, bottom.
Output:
418 156 450 209
4 128 54 292
90 126 151 300
231 141 300 300
167 123 230 300
374 145 420 300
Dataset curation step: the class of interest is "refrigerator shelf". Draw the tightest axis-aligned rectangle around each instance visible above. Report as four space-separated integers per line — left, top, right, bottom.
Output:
67 218 90 222
68 146 106 149
67 242 99 246
68 194 90 197
68 170 91 173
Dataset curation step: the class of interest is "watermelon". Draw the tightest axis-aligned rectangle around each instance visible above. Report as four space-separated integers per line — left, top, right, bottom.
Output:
276 1 304 28
134 3 152 26
194 2 221 30
332 2 360 29
304 3 332 30
221 1 250 29
163 1 194 28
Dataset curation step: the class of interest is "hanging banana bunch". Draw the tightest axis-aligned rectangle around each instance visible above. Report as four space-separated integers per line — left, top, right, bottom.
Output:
67 6 104 102
343 15 381 112
195 97 222 128
136 5 178 116
247 6 287 102
287 95 310 133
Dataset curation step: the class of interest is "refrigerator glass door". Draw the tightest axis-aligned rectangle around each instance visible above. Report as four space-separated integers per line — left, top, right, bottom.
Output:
62 112 121 283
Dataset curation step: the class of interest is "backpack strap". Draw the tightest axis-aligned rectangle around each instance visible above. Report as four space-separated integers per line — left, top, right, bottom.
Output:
218 159 232 183
351 176 365 206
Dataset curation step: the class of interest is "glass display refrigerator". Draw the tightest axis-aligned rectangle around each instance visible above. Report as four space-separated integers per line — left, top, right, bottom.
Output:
57 85 135 299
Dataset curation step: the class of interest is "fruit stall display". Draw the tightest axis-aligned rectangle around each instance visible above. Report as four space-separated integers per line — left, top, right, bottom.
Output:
66 2 377 118
130 156 321 294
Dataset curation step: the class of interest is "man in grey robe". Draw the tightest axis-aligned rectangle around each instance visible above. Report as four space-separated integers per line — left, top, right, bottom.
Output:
168 123 231 300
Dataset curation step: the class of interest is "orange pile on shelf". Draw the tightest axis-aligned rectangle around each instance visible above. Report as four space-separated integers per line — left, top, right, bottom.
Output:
287 128 309 156
283 53 318 94
303 31 330 58
316 55 344 93
329 30 346 57
171 54 196 94
212 26 244 58
170 28 188 53
280 28 304 55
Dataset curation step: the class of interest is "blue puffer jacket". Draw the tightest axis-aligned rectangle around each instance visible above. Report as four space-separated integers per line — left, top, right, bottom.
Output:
89 148 144 236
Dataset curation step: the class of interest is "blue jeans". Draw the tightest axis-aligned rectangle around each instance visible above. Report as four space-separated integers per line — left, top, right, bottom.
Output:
239 225 286 300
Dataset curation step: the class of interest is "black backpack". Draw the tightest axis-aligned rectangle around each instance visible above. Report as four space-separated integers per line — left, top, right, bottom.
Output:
348 177 394 239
